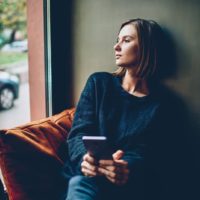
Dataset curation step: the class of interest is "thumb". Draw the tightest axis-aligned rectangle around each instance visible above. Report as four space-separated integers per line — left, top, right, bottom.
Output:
112 150 124 160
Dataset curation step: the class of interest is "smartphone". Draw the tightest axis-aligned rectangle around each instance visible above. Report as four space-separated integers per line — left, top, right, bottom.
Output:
82 136 113 160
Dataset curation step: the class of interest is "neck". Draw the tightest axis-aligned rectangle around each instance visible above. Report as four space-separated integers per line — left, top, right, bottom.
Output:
122 69 149 97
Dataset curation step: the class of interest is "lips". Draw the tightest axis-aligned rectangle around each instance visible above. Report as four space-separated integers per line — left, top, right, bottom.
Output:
115 54 121 59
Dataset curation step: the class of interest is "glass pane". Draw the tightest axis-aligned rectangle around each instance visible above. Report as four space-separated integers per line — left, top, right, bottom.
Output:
0 0 30 129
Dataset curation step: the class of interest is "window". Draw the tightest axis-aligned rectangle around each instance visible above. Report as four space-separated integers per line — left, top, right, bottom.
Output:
0 0 30 129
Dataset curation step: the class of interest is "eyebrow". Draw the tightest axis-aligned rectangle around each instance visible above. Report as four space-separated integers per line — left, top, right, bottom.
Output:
117 35 135 40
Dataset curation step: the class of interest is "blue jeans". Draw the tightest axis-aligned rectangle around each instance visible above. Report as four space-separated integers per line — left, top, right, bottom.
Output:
66 175 100 200
65 175 146 200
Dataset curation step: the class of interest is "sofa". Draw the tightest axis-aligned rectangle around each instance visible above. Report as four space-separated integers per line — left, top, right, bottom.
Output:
0 108 75 200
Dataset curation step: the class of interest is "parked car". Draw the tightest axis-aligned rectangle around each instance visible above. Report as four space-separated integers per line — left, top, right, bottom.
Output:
0 71 19 110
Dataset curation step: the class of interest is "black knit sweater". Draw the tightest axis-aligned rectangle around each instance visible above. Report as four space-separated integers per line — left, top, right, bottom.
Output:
65 72 195 199
67 72 166 174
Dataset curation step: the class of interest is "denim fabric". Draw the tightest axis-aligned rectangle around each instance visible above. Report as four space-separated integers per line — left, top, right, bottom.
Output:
65 175 147 200
66 176 100 200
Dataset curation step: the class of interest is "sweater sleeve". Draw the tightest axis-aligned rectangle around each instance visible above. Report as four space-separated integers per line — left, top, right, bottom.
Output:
123 152 145 180
67 74 97 173
122 141 146 175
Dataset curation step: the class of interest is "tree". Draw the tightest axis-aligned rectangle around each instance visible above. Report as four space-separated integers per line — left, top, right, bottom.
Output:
0 0 27 42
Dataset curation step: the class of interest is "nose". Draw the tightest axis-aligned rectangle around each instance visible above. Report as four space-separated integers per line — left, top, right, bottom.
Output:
114 41 121 51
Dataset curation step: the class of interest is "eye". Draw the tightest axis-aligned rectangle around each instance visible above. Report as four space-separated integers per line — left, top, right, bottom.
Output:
124 37 132 43
124 39 130 43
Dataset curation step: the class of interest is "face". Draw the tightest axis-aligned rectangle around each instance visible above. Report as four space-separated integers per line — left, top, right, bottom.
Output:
114 24 140 68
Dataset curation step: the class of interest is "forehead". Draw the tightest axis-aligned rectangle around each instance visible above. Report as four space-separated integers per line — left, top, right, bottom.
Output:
118 24 138 38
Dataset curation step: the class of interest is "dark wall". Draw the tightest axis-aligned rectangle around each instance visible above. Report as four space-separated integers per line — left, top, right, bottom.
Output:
48 1 200 197
72 1 200 131
71 0 200 198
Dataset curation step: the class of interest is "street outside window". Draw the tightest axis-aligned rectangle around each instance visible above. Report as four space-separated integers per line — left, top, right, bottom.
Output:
0 0 30 129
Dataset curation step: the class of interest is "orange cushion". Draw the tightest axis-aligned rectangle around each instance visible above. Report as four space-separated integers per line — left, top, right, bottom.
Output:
0 108 75 200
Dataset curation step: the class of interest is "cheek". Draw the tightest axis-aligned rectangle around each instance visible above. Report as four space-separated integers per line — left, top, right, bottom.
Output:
126 46 139 60
132 45 139 56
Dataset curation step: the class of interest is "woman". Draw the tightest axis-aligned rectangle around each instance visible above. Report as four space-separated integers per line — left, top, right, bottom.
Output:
65 18 178 200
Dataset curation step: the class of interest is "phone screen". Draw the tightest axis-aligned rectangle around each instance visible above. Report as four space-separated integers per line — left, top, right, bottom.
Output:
82 136 113 159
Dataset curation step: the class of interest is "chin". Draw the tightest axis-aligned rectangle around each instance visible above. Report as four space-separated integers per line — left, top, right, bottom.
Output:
116 61 125 66
116 62 128 68
116 61 138 68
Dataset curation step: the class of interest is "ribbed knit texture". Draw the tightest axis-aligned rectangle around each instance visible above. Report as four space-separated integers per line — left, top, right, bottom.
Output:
67 72 162 174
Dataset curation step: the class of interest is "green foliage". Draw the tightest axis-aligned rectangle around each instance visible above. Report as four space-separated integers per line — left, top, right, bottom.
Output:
0 0 27 33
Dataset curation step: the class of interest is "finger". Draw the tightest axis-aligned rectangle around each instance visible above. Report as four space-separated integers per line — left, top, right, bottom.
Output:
99 167 129 186
104 163 130 177
99 159 128 168
109 173 129 185
102 165 118 173
99 162 129 176
83 153 97 165
98 167 117 179
81 160 97 172
119 168 129 176
105 175 127 186
81 167 97 177
105 176 116 184
98 159 115 166
101 165 122 173
105 167 129 182
114 159 128 167
112 150 124 160
99 158 127 168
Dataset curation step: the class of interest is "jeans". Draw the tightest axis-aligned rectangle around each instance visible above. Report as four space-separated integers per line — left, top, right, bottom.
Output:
66 175 100 200
65 175 146 200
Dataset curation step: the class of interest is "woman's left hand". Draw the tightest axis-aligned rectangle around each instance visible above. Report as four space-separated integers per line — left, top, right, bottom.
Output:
97 150 129 185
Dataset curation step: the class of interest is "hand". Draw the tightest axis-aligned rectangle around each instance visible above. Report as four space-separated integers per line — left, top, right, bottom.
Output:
97 150 129 185
81 153 100 177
